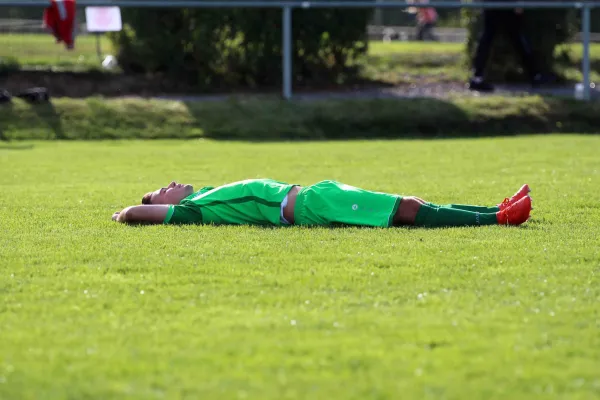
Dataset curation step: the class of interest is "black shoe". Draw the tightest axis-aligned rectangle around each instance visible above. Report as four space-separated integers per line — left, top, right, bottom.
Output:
531 73 556 88
15 87 50 104
0 89 11 104
468 79 495 92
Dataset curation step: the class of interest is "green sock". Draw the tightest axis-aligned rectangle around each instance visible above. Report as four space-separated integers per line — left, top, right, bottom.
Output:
415 204 498 227
429 203 500 213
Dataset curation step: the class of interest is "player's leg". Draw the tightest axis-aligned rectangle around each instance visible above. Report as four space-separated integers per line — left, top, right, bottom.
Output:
394 197 500 226
393 197 426 224
399 195 531 227
423 22 437 41
407 184 532 227
437 203 500 213
294 181 531 228
0 88 11 103
417 23 426 41
408 197 497 213
420 184 531 213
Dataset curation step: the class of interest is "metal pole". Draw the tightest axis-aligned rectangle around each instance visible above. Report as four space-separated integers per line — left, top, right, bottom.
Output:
282 6 292 100
96 33 102 62
7 1 600 9
582 4 591 101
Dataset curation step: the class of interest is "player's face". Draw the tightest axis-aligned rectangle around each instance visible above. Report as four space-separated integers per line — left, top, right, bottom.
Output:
150 181 194 204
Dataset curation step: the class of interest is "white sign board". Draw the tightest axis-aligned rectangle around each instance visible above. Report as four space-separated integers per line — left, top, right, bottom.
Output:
86 7 122 32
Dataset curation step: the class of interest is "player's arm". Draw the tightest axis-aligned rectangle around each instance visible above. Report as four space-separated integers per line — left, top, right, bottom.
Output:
112 205 170 225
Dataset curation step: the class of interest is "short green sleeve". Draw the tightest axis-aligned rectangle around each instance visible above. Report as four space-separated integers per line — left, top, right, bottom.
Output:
163 202 203 225
163 205 175 224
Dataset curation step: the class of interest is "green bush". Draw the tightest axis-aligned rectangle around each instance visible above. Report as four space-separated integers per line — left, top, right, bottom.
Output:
464 1 578 82
0 56 21 76
108 6 372 89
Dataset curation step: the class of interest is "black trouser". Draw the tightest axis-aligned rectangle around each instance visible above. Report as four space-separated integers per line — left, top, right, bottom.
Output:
417 23 436 41
473 10 538 79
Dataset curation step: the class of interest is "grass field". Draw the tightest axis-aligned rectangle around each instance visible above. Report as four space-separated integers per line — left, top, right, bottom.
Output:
0 34 112 70
364 42 600 84
1 135 599 399
2 33 600 83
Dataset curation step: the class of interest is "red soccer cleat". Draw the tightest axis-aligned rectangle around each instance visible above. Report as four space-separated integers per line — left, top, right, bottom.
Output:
498 184 531 211
496 195 532 226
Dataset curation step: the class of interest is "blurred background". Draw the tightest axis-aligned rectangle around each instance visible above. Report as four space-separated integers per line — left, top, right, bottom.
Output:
1 0 599 99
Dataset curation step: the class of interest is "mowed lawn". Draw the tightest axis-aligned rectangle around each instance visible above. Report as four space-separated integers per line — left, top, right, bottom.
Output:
1 136 599 399
364 42 600 84
0 34 112 70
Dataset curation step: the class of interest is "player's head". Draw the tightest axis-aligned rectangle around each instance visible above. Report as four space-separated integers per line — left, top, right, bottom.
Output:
141 181 194 205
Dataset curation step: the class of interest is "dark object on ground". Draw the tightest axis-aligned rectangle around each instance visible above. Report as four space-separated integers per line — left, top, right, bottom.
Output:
468 78 495 92
15 87 50 104
469 72 557 92
417 23 438 41
0 88 11 103
531 73 557 88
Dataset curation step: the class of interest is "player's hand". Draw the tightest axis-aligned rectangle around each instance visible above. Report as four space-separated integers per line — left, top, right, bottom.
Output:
112 211 120 222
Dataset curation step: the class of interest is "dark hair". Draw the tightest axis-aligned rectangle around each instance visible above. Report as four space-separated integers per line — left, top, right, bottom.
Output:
141 193 152 205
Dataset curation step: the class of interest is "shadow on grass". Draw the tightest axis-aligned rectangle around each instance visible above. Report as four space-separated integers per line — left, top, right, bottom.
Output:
556 58 600 75
181 95 600 143
30 101 66 140
0 143 35 150
127 221 538 230
0 100 65 140
2 94 600 142
366 53 463 70
0 101 13 142
181 97 467 142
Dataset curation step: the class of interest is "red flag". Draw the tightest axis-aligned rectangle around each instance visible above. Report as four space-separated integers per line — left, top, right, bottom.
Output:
43 0 76 50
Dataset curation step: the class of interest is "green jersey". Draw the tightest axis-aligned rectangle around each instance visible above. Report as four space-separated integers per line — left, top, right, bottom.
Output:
163 179 296 226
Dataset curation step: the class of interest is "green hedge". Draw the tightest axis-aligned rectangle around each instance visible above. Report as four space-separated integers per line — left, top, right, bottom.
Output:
109 6 372 88
1 96 599 142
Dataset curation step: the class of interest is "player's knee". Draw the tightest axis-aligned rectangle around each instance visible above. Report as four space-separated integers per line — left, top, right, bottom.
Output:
393 197 423 225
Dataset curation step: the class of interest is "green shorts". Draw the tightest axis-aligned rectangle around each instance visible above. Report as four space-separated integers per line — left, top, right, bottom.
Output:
294 180 402 228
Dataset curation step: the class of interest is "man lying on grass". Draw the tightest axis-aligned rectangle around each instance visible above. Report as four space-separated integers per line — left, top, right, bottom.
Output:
112 179 532 228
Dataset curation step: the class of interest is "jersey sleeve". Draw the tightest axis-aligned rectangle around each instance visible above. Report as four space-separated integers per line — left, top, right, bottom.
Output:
163 202 203 225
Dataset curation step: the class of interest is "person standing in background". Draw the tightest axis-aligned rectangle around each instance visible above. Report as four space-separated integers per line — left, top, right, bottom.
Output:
468 0 552 92
407 0 438 41
416 0 438 41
